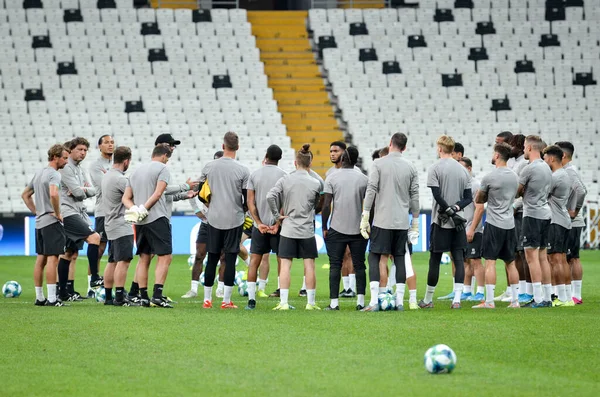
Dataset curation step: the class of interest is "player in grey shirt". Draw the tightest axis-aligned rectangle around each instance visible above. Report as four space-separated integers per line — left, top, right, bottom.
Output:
245 145 287 309
460 157 485 302
542 145 572 306
517 135 553 307
58 137 103 301
322 146 369 310
267 144 323 310
420 135 472 309
472 143 520 308
556 141 587 304
89 134 114 251
360 133 419 311
21 144 69 306
198 132 250 309
122 145 173 308
99 146 138 306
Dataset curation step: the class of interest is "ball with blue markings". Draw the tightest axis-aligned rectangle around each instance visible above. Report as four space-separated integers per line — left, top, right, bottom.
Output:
424 344 457 374
377 292 395 311
2 281 22 298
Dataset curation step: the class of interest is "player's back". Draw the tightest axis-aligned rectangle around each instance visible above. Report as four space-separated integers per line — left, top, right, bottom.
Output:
101 168 131 239
278 170 321 238
428 158 470 227
563 163 587 227
325 168 368 235
549 167 571 229
202 157 250 229
464 177 483 233
129 161 171 225
481 167 519 229
519 159 552 220
249 165 287 225
30 167 61 229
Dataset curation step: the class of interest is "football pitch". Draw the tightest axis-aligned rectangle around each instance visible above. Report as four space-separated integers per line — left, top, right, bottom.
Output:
1 252 598 396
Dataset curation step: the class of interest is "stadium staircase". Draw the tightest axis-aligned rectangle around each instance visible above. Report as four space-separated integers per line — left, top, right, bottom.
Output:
249 11 342 176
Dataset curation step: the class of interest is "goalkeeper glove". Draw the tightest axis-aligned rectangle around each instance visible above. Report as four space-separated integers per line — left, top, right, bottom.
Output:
243 216 253 230
408 218 419 245
451 213 467 231
137 205 149 222
360 210 371 240
124 205 140 224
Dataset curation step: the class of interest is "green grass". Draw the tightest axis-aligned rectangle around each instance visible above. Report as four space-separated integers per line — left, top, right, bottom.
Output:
1 252 599 396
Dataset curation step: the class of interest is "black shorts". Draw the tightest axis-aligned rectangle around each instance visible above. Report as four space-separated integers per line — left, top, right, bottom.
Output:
196 222 209 244
243 225 252 238
135 217 172 256
466 232 483 259
279 236 318 259
325 228 368 267
521 216 551 249
429 223 467 253
250 226 280 255
547 223 570 254
482 223 516 263
94 216 108 242
108 235 134 263
64 214 95 252
369 226 408 256
207 223 242 254
567 226 583 261
35 222 66 256
514 212 524 251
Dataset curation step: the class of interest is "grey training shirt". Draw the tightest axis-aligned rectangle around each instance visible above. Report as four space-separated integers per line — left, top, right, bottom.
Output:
427 158 471 229
479 167 519 230
101 168 133 240
519 159 552 220
89 156 112 217
28 167 62 229
511 155 529 213
247 164 288 227
267 170 321 239
324 168 368 235
548 167 572 229
464 177 483 233
563 163 587 228
127 161 171 225
60 157 96 218
200 157 250 230
325 165 361 178
363 152 419 230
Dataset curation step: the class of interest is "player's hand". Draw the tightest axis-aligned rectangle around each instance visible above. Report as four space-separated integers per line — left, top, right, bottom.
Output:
258 224 269 234
466 229 474 243
124 205 140 224
194 211 207 221
360 211 371 239
186 190 196 199
243 216 253 230
84 181 91 188
408 218 419 244
323 229 328 239
137 205 149 222
444 205 458 217
186 178 200 190
452 213 467 232
51 212 63 223
269 221 282 234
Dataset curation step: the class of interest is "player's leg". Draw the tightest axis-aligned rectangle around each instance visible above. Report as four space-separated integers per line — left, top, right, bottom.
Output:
450 247 466 308
83 231 103 287
325 230 345 310
340 247 352 297
438 255 457 300
422 224 450 307
471 258 485 301
103 241 116 305
33 254 46 303
462 258 474 300
300 236 319 310
365 243 382 310
390 230 408 311
269 255 282 298
45 255 59 305
567 227 583 303
246 227 272 309
257 253 270 297
405 242 418 309
113 235 136 305
58 247 75 301
277 257 293 309
238 232 251 267
474 258 497 308
135 253 152 304
219 226 242 309
348 236 368 310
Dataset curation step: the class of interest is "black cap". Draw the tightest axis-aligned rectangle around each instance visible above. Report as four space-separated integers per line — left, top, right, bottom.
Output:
154 133 181 146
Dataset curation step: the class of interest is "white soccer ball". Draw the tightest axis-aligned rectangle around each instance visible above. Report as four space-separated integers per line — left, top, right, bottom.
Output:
441 253 451 265
234 271 247 286
424 344 457 374
378 292 395 311
2 280 22 298
187 255 195 270
95 287 107 303
238 280 248 297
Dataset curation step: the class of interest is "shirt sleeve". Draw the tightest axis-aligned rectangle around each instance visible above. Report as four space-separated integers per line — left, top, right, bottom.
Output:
247 172 255 191
409 165 420 215
241 167 250 190
426 164 439 188
323 176 333 195
27 177 34 191
267 176 285 219
48 171 61 188
518 164 531 186
479 174 490 194
158 166 170 184
61 165 87 200
199 162 210 183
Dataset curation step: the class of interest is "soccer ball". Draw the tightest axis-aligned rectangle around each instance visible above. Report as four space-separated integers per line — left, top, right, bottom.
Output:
424 344 457 374
441 253 451 265
238 280 248 297
234 271 247 286
187 255 195 270
2 281 22 298
95 287 107 303
378 292 395 311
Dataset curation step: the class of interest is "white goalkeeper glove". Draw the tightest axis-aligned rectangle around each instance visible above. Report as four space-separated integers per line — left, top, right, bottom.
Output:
124 205 140 224
137 205 149 222
360 210 371 239
408 218 420 245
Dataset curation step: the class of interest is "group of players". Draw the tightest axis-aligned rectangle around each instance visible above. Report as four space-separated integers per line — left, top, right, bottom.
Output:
23 128 587 310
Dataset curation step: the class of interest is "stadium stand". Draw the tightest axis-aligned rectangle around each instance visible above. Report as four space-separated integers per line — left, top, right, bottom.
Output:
309 1 600 209
0 1 294 214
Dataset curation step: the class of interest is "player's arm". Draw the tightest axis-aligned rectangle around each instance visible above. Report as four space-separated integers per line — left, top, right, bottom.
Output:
21 185 36 214
267 177 284 222
362 162 380 212
242 188 248 212
88 163 104 192
247 189 263 226
570 179 587 219
49 184 62 221
82 171 96 197
142 180 168 210
62 166 88 200
409 168 420 220
321 193 332 236
122 186 135 209
454 188 472 210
